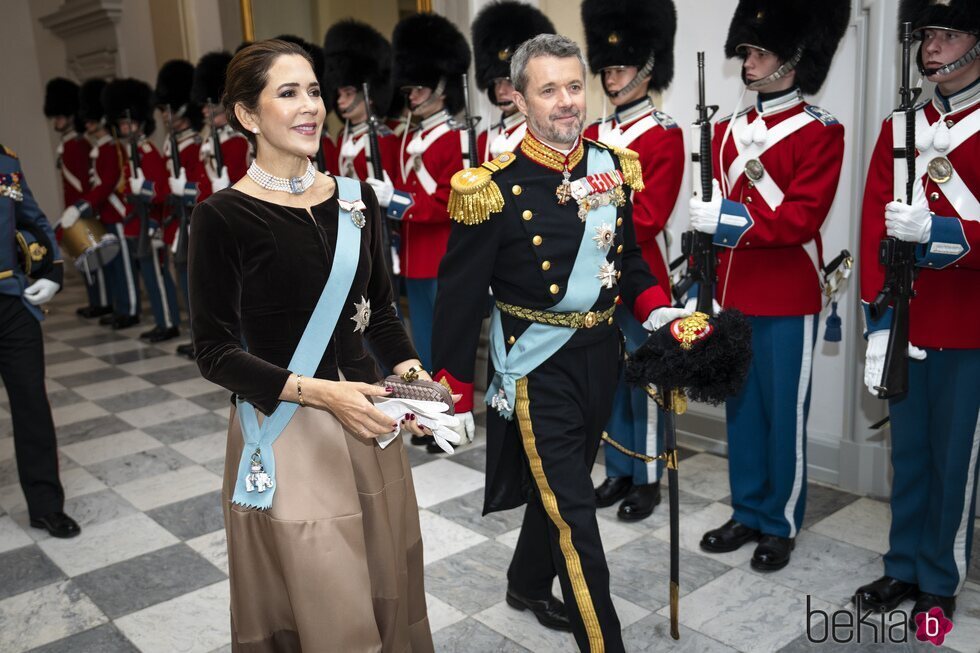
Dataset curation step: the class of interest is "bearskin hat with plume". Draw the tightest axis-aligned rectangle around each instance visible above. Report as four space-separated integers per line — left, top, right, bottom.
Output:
102 78 156 137
582 0 677 93
155 59 203 130
322 20 393 117
77 78 107 129
725 0 851 95
472 1 555 103
192 51 233 107
275 34 325 82
392 13 472 115
900 0 980 37
44 78 79 118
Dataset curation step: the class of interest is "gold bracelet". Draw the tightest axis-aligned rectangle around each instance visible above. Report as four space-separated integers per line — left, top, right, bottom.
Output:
400 365 426 383
296 374 305 407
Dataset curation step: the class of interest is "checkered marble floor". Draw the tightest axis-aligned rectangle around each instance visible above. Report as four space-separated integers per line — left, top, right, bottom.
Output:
1 277 978 652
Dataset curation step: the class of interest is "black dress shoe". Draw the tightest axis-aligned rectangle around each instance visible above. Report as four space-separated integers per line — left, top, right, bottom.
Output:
426 441 447 454
176 343 195 358
410 434 435 447
911 593 956 622
505 587 572 632
99 313 118 326
112 315 140 330
852 576 918 612
140 326 163 340
30 512 81 539
751 535 795 572
147 326 180 343
595 476 632 508
77 305 113 319
617 482 661 521
700 519 760 553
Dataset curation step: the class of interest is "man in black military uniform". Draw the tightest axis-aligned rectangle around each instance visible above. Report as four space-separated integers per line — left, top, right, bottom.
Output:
431 34 688 653
0 145 80 538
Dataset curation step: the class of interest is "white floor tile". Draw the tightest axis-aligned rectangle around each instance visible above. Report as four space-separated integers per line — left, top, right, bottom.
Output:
474 600 577 653
60 430 164 466
0 580 107 653
0 515 32 554
51 401 108 427
45 357 109 379
115 580 231 653
809 497 891 555
411 458 486 509
673 453 732 501
79 339 145 357
170 431 227 464
74 375 153 401
419 509 488 566
426 592 467 634
114 465 222 511
187 529 228 575
654 502 754 567
117 398 208 429
118 355 193 376
162 376 223 399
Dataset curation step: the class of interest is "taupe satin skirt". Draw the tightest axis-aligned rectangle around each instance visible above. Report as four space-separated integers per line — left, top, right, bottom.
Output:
222 402 432 653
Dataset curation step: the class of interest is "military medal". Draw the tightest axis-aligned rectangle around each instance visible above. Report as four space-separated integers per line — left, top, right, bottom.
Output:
351 296 372 333
339 198 368 228
745 159 765 181
597 260 618 289
927 157 953 184
593 223 615 251
556 168 573 205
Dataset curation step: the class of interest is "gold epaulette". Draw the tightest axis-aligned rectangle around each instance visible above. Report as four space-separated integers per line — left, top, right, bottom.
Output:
611 145 644 191
0 145 17 159
447 151 516 226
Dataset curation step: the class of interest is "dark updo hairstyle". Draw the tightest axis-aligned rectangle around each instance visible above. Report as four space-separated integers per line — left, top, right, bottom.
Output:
222 38 314 148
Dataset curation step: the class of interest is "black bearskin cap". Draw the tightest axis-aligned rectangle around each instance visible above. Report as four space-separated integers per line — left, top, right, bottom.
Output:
44 78 79 118
155 59 203 130
725 0 851 95
102 78 156 137
900 0 980 37
274 34 324 81
392 13 472 114
582 0 677 93
322 20 393 116
472 1 555 98
192 51 233 106
626 310 753 405
78 78 107 126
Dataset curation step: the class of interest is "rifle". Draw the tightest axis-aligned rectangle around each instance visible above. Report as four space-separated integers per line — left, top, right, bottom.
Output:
363 82 397 286
207 100 225 179
167 108 190 266
681 52 719 313
461 73 480 168
126 109 152 260
869 22 921 399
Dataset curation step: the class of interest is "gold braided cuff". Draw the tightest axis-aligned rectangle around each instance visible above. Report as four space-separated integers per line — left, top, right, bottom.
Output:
495 301 616 329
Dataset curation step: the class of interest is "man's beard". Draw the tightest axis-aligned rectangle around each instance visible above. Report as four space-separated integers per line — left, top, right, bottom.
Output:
528 108 582 147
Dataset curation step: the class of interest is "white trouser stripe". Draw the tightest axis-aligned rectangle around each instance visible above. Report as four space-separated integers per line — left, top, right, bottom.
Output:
953 412 980 594
150 249 173 329
784 314 814 538
115 224 137 316
96 267 107 305
643 396 660 480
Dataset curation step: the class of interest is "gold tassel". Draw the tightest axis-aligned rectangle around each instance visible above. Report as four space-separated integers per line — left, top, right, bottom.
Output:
613 146 645 192
448 167 505 225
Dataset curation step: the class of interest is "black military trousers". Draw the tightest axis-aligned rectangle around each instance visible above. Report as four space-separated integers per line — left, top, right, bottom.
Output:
504 333 624 653
0 295 64 518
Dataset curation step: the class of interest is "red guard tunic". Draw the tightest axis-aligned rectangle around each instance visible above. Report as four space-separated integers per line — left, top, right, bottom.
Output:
196 125 250 202
334 122 399 182
56 130 91 242
122 138 169 239
162 128 202 245
861 85 980 350
477 112 528 165
711 91 845 316
78 135 127 227
391 110 464 279
584 98 684 287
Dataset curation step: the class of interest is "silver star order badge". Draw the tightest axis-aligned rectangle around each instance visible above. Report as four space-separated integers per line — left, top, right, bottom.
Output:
597 261 618 289
593 223 615 251
351 296 371 333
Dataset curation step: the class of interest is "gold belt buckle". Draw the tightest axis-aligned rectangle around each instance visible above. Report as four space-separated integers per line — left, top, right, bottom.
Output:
928 157 953 184
583 311 597 329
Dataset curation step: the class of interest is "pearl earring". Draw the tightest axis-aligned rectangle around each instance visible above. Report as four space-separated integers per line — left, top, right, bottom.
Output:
252 127 259 134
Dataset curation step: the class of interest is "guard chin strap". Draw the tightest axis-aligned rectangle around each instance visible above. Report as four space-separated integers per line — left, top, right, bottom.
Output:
605 53 656 99
340 91 366 119
919 39 980 77
411 77 447 115
744 47 804 91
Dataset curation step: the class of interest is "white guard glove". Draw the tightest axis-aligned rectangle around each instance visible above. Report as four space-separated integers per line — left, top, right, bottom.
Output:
59 205 80 230
643 306 695 332
863 331 927 396
168 169 187 196
209 166 230 193
689 179 723 235
447 411 475 445
128 169 147 196
366 173 394 209
885 180 932 243
23 279 59 305
684 296 722 315
373 398 462 453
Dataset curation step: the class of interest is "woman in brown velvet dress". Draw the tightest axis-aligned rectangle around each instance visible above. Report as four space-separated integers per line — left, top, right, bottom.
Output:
189 40 434 652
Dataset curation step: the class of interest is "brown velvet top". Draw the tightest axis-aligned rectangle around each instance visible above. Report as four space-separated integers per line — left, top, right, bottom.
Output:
189 181 417 415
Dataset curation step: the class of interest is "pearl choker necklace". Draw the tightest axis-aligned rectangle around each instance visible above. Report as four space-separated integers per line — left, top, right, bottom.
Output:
247 160 317 194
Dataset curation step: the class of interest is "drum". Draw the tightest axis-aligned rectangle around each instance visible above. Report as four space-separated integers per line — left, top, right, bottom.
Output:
61 218 120 272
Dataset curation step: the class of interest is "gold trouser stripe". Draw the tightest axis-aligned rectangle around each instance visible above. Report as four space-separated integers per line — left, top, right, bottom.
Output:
0 270 12 280
515 376 604 653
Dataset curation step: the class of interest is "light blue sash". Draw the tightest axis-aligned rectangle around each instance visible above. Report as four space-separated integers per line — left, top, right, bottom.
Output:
232 176 363 509
486 147 617 419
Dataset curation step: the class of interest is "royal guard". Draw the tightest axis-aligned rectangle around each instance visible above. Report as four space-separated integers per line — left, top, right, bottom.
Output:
689 0 850 571
102 78 173 336
390 13 472 447
471 1 555 163
854 0 980 623
581 0 684 522
432 34 687 651
156 59 203 350
44 77 111 319
192 51 250 202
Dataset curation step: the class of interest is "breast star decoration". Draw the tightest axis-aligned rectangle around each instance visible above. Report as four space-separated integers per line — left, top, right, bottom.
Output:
351 296 372 333
597 261 618 289
593 223 615 251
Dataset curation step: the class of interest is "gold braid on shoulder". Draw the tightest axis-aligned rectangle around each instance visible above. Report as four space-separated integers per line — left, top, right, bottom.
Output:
447 152 516 226
611 145 644 192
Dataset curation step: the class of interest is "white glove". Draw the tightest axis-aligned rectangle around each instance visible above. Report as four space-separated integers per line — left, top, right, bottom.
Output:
373 398 462 453
23 279 59 305
129 169 147 196
447 411 475 444
643 306 694 332
885 180 932 243
366 173 394 208
684 296 722 315
863 331 927 396
60 205 80 229
689 179 723 235
209 166 230 193
168 169 187 196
